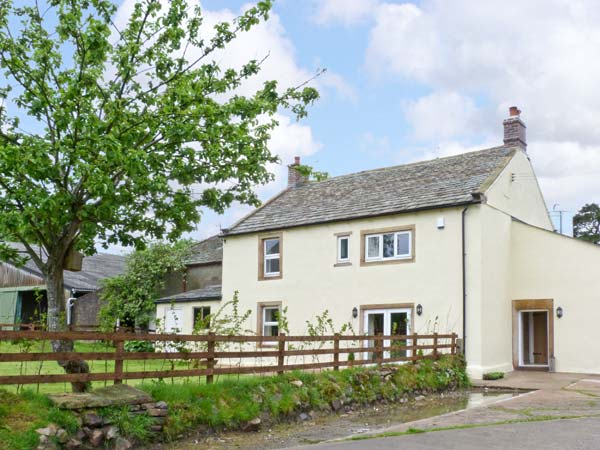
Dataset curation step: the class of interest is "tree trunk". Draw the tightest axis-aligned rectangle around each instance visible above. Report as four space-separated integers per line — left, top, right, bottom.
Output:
46 261 91 392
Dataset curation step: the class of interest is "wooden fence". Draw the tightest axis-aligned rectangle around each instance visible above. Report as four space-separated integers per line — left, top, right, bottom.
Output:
0 329 458 386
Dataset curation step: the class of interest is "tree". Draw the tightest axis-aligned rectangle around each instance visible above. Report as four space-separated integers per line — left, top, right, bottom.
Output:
0 0 318 391
573 203 600 244
99 240 193 331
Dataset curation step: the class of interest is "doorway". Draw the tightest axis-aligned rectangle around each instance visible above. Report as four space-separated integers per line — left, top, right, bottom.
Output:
363 307 411 361
512 300 554 370
519 310 549 366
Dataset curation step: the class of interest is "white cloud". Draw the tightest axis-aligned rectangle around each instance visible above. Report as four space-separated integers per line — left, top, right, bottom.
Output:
364 0 600 211
312 0 380 26
404 91 482 141
110 1 334 242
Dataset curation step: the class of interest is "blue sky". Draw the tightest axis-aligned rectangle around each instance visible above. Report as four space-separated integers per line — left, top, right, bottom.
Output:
6 0 600 251
181 0 600 244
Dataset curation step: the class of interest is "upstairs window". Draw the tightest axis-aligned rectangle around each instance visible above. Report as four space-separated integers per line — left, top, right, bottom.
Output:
363 228 414 263
264 238 280 276
337 235 350 262
259 234 282 280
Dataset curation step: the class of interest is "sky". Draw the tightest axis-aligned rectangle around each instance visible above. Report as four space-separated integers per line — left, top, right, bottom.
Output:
7 0 600 252
168 0 600 245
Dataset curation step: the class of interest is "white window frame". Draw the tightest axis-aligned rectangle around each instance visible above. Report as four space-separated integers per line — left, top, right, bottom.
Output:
337 235 350 262
362 308 413 361
364 230 412 262
262 305 280 337
263 238 281 277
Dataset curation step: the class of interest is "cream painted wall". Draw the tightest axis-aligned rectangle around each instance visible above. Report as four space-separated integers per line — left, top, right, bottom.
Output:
155 301 221 334
511 221 600 374
478 206 514 375
222 208 466 342
485 150 553 230
463 205 514 379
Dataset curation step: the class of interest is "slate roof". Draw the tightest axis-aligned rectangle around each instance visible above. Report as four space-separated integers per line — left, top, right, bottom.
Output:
155 285 222 303
186 235 222 265
7 243 126 291
223 146 516 236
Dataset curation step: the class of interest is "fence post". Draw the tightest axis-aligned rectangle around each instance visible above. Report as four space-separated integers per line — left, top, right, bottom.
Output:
114 338 124 385
206 332 215 384
451 333 457 355
333 333 340 371
433 332 439 360
412 333 418 364
277 333 286 375
376 334 383 366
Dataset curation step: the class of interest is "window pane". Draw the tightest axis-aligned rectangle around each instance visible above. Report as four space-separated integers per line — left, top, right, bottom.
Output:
396 232 410 256
367 236 379 258
264 307 279 323
265 257 280 274
339 237 349 260
194 307 211 329
383 233 395 258
264 324 279 337
265 238 280 255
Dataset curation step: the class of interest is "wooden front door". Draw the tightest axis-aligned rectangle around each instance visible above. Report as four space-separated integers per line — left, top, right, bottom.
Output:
532 312 548 364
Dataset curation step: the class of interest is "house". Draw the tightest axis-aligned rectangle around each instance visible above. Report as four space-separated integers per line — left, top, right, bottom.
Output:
154 235 223 333
216 107 600 379
0 244 125 329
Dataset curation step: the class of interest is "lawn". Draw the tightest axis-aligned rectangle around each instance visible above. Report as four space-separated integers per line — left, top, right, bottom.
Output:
0 339 218 394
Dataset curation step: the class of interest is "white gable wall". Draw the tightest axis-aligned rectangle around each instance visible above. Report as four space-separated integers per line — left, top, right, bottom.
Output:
485 149 553 230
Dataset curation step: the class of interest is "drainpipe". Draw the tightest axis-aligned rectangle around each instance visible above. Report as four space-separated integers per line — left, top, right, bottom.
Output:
462 206 469 357
66 297 76 326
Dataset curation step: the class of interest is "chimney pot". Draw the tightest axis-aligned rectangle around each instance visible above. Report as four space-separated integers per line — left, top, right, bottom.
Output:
503 106 526 150
288 156 308 188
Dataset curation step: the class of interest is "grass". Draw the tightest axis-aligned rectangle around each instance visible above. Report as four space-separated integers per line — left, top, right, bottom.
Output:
0 355 468 449
0 339 219 393
0 389 79 450
139 355 469 440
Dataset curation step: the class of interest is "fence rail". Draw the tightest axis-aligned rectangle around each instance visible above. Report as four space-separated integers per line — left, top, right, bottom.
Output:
0 329 458 386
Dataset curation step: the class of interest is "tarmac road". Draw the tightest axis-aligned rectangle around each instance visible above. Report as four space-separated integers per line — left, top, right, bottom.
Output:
284 416 600 450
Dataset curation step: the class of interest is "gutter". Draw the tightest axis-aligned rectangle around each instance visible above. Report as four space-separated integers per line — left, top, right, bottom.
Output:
222 199 482 237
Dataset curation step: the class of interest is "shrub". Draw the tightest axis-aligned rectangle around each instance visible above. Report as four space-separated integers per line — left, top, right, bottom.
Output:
124 340 155 353
483 371 504 380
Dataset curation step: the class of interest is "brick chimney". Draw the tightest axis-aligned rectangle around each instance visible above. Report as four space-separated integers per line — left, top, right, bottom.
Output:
503 106 526 149
287 156 308 188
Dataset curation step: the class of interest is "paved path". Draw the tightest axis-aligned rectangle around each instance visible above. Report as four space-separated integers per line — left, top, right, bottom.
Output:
279 372 600 450
287 417 600 450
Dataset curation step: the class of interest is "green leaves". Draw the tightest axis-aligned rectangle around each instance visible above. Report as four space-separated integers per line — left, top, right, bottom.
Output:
99 240 194 329
0 0 319 269
573 203 600 244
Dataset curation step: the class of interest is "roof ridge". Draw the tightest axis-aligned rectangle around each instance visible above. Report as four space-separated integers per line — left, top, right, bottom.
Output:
224 144 517 236
303 145 509 186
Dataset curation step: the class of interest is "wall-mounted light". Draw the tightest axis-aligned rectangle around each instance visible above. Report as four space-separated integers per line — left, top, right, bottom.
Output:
352 307 358 319
416 304 423 316
556 307 563 319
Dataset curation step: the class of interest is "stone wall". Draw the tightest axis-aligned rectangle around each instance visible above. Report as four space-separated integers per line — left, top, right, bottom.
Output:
38 385 168 450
